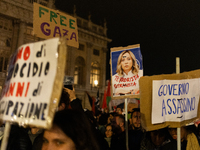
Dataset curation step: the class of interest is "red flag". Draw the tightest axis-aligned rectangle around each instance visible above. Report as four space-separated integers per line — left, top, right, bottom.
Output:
102 89 107 108
107 80 111 96
106 80 111 111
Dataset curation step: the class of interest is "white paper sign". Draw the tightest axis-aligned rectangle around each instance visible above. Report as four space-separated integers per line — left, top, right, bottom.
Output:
152 79 200 124
0 38 59 127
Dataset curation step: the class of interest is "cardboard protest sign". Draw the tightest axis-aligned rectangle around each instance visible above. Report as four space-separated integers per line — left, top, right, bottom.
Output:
140 69 200 131
33 3 79 48
152 79 199 124
0 37 66 129
110 44 143 99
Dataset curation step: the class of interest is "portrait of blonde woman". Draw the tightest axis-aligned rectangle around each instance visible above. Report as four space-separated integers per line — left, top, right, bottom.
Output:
111 48 143 96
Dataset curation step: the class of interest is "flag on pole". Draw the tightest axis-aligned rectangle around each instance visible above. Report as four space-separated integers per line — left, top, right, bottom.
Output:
85 91 96 115
85 91 93 108
102 89 107 109
106 80 111 111
95 89 100 115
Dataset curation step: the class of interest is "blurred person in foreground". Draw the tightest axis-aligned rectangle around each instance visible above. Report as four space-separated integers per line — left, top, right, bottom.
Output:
42 87 108 150
42 109 100 150
30 87 75 150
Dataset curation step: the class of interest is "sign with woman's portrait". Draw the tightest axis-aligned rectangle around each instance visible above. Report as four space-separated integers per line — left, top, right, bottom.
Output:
111 44 143 99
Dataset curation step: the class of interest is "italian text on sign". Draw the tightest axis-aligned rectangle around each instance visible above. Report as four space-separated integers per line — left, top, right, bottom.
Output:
0 38 65 128
111 44 143 99
152 79 200 124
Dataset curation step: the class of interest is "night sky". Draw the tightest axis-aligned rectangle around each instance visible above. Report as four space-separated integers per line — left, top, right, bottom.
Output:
55 0 200 80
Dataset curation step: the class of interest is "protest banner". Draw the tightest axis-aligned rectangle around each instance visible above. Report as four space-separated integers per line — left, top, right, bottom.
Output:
139 69 200 131
110 44 143 99
0 37 66 129
33 3 79 48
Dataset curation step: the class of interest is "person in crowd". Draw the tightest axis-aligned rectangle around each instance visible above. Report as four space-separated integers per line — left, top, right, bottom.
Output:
116 106 123 115
130 108 141 130
128 111 133 129
112 50 141 96
107 112 116 124
28 126 44 150
43 87 108 150
110 114 126 150
42 109 100 150
105 124 113 148
67 88 109 150
98 113 109 136
161 125 200 150
31 87 73 150
6 124 32 150
128 108 144 150
140 128 170 150
4 87 82 150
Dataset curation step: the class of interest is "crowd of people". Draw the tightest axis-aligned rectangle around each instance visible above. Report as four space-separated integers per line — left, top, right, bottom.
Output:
0 87 200 150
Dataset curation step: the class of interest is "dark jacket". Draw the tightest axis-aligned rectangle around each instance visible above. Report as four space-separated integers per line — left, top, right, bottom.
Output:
111 131 126 150
7 125 32 150
128 129 144 150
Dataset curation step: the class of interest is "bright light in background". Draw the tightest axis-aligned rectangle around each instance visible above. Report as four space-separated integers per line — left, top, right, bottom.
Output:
94 80 98 86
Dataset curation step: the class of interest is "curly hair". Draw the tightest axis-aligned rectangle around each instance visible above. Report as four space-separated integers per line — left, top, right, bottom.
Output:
116 50 139 76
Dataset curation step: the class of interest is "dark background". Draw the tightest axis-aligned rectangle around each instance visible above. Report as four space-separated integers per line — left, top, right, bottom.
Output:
55 0 200 80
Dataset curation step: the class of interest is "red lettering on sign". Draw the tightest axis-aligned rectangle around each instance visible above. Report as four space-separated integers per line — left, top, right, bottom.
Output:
23 46 31 61
24 82 30 97
16 82 25 97
115 76 119 82
8 83 16 97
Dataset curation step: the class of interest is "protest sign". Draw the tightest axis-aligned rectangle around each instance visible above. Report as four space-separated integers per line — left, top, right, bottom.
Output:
33 3 79 48
0 37 66 129
110 44 143 99
139 69 200 131
152 79 199 124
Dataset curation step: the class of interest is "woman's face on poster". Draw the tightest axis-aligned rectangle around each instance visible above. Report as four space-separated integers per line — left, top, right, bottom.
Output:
121 52 133 73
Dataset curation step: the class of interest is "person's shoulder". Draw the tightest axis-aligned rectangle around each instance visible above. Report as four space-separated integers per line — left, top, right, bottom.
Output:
161 140 176 150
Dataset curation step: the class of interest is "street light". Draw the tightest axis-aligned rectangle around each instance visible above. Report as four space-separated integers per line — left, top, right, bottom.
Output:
94 80 98 87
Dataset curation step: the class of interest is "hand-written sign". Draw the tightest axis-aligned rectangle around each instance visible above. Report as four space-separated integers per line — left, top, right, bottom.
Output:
139 69 200 131
0 38 62 128
152 79 200 124
33 3 79 48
